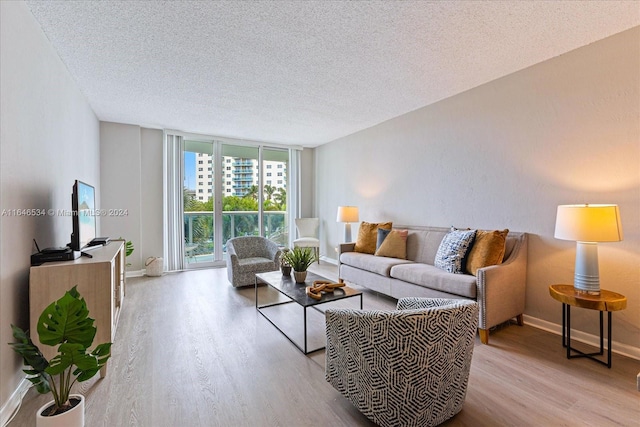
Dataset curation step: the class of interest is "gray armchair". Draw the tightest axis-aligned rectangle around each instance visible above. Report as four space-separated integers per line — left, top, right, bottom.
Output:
226 236 281 288
325 298 478 427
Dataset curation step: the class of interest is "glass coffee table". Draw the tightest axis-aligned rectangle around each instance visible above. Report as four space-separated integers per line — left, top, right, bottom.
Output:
255 270 363 354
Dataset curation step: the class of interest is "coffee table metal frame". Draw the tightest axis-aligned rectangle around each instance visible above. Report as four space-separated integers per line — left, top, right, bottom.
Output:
255 270 363 354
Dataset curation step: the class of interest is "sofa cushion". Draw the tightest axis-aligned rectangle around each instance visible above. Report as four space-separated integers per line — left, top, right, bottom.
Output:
340 251 412 277
434 229 477 273
375 229 408 259
355 221 393 254
406 229 448 264
390 263 477 298
466 229 509 276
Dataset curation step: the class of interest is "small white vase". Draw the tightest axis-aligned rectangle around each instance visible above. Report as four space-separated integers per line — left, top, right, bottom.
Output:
36 394 84 427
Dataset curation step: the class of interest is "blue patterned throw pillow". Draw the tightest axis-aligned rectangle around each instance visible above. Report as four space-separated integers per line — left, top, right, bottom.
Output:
434 229 477 273
376 227 392 250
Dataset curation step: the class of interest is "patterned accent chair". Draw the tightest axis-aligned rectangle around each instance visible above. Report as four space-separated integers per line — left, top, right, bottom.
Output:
226 236 281 288
325 298 478 427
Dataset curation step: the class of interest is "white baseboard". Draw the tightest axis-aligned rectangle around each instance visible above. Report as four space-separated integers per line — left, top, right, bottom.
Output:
1 377 30 427
320 256 338 266
524 314 640 361
126 269 145 278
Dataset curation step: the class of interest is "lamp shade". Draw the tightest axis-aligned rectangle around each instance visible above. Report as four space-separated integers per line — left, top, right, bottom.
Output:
554 204 623 242
336 206 359 223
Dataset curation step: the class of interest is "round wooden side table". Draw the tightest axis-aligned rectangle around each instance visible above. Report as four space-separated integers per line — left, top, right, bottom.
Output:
549 284 627 368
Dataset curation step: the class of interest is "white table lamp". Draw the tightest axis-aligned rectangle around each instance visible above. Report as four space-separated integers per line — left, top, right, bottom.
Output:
337 206 359 242
554 204 623 295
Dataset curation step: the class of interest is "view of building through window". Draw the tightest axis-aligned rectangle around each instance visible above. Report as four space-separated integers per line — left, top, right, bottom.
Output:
183 141 288 266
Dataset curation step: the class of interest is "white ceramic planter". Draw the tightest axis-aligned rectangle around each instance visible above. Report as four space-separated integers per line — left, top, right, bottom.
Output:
36 394 84 427
293 270 307 284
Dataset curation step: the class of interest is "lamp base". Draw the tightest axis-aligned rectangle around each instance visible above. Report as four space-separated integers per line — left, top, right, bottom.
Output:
344 223 352 243
574 241 600 295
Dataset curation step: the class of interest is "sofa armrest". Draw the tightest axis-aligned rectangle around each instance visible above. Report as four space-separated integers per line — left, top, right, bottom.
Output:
337 242 356 272
338 242 355 254
476 233 528 330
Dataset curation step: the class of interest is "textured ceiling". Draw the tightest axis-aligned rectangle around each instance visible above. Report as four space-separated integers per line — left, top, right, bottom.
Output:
26 1 640 147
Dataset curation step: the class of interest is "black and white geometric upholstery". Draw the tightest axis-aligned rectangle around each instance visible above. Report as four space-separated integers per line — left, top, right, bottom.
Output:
325 298 478 427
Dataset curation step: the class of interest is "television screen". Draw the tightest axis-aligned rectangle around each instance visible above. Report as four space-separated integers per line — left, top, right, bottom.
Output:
71 180 96 251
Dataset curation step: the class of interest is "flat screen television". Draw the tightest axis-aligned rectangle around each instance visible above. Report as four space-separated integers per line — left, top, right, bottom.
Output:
70 180 96 251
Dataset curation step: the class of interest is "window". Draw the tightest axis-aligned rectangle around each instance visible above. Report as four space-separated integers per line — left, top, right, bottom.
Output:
277 164 282 168
267 180 272 185
173 137 294 270
277 172 282 177
266 172 272 177
277 180 283 184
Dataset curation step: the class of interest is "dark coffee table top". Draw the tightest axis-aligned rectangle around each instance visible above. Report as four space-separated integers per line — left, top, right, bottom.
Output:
256 270 361 308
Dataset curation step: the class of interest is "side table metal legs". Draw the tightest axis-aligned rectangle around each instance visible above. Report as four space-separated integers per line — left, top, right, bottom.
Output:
562 303 613 368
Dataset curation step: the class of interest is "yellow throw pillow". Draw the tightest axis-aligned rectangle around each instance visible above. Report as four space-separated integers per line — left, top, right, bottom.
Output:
375 229 408 259
355 221 392 254
466 229 509 276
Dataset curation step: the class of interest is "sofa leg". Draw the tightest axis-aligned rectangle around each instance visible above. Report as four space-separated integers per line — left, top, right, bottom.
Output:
516 314 524 326
338 278 344 284
479 329 489 345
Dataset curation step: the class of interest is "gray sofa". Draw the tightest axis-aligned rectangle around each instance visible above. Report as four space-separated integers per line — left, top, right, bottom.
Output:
338 225 528 344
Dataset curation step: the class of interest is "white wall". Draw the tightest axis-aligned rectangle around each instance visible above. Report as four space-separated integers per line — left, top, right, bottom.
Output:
99 124 164 271
0 1 100 415
100 122 143 270
140 128 164 265
316 27 639 350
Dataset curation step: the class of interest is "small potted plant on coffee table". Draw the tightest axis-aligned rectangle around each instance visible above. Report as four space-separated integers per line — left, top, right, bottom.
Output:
282 246 318 283
280 248 292 276
9 286 112 427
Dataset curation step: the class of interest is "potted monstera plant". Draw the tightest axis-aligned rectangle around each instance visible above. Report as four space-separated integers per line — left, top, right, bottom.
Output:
282 246 318 283
9 286 112 427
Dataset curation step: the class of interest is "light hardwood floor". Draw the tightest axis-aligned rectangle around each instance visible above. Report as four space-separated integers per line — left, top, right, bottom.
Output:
9 264 639 426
